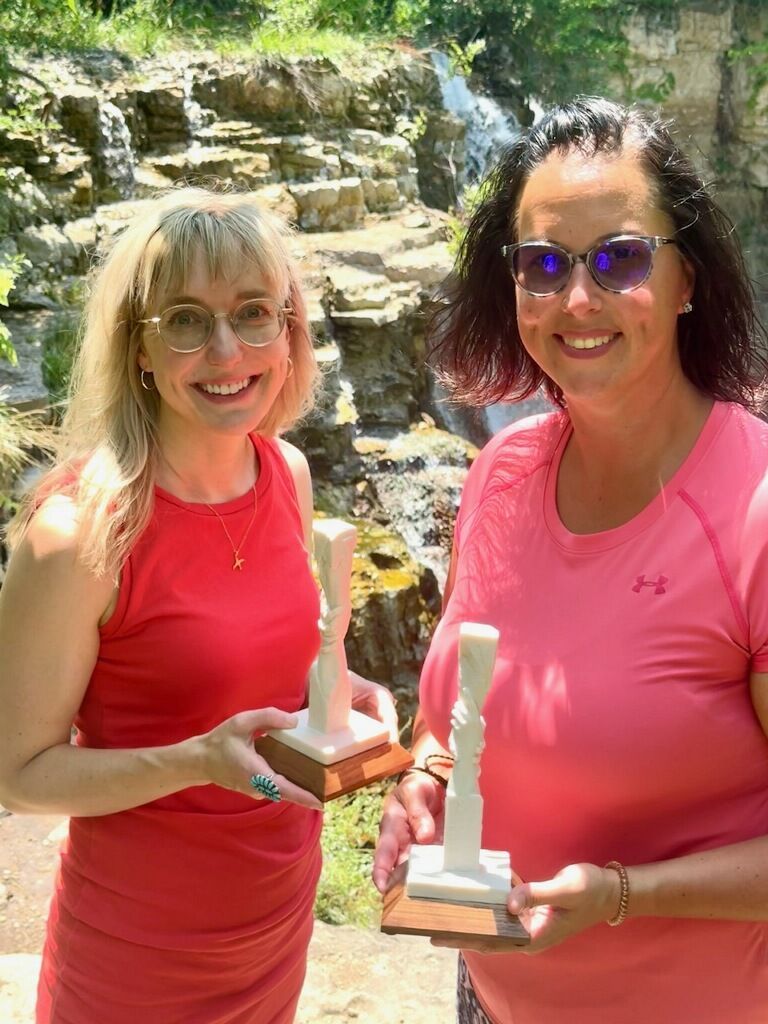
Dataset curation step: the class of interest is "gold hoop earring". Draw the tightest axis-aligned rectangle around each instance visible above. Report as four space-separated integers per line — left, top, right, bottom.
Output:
285 357 294 380
140 369 155 391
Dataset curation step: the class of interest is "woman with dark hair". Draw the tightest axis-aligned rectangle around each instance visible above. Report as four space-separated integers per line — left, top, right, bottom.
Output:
374 97 768 1022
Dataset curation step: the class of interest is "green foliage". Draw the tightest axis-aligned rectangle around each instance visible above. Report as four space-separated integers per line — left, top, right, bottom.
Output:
398 110 428 145
405 0 629 102
630 69 676 105
248 27 371 62
0 0 380 68
446 38 486 80
0 98 51 137
0 400 55 503
261 0 420 37
0 0 96 54
0 253 31 367
0 0 691 114
446 177 494 258
314 785 385 926
41 313 80 409
728 40 768 113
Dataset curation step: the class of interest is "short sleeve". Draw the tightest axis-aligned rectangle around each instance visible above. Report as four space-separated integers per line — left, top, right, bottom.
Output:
453 412 561 559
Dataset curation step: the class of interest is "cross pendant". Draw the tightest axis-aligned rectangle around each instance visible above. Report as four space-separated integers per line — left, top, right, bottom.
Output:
233 555 245 571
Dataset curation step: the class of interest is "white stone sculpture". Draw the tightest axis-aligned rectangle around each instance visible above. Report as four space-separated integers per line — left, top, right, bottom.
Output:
406 622 512 904
268 519 390 764
308 520 356 734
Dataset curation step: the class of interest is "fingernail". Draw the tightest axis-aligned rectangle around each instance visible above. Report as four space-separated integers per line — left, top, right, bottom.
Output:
508 897 521 913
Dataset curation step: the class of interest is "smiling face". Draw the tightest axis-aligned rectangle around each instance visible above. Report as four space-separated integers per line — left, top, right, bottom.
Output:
514 147 695 413
137 250 291 447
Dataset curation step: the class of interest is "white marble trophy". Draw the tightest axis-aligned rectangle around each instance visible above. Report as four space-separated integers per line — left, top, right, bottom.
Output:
407 623 511 901
381 623 528 946
255 519 412 802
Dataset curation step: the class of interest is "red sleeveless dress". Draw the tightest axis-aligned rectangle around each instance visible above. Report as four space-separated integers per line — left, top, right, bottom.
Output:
37 435 323 1024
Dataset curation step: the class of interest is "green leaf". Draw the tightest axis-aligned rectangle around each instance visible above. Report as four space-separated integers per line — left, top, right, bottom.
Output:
0 267 15 308
0 323 18 367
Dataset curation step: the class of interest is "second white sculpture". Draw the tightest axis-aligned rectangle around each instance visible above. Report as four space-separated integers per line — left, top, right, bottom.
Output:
406 622 512 904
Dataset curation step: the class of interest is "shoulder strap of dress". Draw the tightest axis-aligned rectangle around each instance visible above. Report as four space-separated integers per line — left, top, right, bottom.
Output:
256 435 313 550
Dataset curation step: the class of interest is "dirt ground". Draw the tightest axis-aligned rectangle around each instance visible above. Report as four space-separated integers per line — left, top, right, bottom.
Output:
0 810 458 1023
0 812 65 956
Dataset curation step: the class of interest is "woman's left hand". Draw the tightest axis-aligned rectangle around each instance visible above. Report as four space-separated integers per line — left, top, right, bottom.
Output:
431 863 620 955
349 670 399 742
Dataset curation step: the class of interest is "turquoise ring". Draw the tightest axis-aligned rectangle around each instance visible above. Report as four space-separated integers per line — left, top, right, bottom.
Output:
250 773 281 802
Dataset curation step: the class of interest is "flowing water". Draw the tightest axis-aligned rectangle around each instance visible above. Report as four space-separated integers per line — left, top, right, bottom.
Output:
430 51 519 185
95 102 135 199
431 52 552 436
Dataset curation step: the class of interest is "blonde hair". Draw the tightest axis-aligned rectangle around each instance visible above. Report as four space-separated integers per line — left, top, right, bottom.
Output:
8 186 319 578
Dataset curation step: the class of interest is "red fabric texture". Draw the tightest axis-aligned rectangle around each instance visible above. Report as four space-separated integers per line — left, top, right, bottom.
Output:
37 435 322 1023
421 402 768 1023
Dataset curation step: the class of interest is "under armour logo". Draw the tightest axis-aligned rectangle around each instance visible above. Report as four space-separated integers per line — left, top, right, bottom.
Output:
632 574 668 595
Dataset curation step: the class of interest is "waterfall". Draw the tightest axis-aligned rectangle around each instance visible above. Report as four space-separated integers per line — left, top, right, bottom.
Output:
431 53 548 436
95 102 135 200
183 70 209 138
430 51 519 184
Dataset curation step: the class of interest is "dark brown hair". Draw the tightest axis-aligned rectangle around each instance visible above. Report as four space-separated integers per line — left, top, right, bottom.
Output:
431 96 768 410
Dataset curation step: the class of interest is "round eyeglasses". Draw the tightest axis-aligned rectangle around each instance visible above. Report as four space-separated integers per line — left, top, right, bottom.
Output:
135 298 293 353
501 235 676 297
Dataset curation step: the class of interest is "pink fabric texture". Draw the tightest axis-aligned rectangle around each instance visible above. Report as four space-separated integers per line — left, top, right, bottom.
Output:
420 401 768 1023
37 435 323 1024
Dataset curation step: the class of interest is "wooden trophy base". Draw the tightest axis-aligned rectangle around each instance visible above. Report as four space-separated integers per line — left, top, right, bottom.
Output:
254 734 413 803
381 863 530 949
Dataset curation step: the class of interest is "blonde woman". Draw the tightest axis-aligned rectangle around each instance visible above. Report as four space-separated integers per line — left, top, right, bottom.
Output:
0 187 395 1024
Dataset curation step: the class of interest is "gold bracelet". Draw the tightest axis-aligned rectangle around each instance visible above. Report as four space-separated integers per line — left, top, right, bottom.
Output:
604 861 630 926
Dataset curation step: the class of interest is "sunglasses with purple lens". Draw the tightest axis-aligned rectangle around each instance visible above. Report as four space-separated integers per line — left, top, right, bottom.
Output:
501 235 676 296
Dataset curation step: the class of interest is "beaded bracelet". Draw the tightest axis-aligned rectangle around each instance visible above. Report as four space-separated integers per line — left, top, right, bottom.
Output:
397 765 449 788
424 753 455 771
604 860 630 926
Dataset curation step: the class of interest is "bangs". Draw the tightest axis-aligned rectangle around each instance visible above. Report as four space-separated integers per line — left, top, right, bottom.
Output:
132 201 292 313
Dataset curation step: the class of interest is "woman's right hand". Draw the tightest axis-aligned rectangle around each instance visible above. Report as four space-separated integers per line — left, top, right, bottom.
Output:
372 771 446 893
196 707 323 811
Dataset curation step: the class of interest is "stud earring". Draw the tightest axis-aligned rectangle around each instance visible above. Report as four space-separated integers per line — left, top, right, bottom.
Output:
140 369 155 391
682 302 693 314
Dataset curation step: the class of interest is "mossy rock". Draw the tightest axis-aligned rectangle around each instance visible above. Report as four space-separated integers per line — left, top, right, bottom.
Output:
344 517 440 716
354 420 477 470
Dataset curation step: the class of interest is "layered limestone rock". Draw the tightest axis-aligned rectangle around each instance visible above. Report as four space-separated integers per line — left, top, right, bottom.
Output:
621 2 767 306
623 6 734 160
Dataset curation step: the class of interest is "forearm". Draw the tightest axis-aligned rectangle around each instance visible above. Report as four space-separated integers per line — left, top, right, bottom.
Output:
411 708 451 762
1 736 207 817
628 835 768 921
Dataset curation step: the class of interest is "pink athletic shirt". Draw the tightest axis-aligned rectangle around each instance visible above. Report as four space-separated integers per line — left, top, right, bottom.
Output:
37 435 322 1024
420 401 768 1023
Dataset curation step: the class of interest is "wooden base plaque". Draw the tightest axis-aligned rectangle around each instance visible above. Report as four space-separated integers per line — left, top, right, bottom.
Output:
254 735 413 803
381 863 530 949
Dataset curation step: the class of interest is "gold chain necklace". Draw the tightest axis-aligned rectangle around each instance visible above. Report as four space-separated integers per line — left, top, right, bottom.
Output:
205 483 258 571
